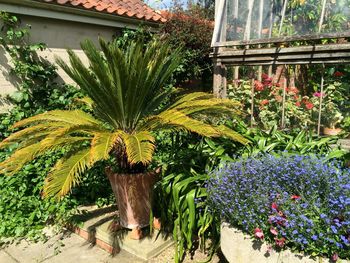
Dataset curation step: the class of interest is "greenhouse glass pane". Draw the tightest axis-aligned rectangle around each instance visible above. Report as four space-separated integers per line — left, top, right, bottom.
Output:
215 0 350 45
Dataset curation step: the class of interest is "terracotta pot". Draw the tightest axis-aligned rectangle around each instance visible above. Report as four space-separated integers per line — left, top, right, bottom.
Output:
107 171 158 229
323 127 342 136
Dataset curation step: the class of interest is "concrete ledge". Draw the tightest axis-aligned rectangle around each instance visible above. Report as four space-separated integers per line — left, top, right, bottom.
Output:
72 206 174 261
221 222 349 263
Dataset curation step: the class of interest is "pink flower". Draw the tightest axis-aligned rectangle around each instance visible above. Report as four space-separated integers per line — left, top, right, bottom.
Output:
274 237 286 247
270 227 278 236
262 73 269 79
271 202 278 210
254 228 264 239
291 195 301 200
313 92 325 98
295 101 301 107
331 253 339 262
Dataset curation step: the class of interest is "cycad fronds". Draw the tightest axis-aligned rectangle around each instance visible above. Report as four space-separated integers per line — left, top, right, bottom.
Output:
0 38 248 198
43 148 92 197
122 131 155 165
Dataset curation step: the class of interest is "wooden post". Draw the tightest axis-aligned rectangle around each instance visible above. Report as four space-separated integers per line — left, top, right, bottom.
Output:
213 59 227 98
257 0 264 81
319 0 327 33
279 0 288 36
244 0 255 41
268 0 274 76
233 0 239 88
281 77 287 129
317 68 325 136
250 78 255 128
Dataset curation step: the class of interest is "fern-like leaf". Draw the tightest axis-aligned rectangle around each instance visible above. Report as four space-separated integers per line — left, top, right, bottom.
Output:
43 148 92 197
121 131 155 165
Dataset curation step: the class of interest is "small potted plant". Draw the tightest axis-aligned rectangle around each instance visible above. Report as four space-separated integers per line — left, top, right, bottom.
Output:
312 82 345 136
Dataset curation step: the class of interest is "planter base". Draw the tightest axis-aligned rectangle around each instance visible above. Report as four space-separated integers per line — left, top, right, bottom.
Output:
221 223 349 263
72 205 174 260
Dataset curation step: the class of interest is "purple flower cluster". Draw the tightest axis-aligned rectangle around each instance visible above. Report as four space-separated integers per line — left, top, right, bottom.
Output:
207 154 350 260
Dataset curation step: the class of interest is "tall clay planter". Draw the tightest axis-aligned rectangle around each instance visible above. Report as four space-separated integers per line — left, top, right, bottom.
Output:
107 171 158 229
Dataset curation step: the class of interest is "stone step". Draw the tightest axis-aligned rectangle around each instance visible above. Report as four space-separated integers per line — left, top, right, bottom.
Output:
71 205 174 261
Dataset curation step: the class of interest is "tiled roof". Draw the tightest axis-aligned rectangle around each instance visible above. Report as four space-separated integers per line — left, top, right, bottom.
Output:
41 0 166 23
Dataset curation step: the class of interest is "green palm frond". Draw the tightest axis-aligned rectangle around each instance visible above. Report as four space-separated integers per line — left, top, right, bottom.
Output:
56 38 183 130
121 131 155 165
43 147 92 197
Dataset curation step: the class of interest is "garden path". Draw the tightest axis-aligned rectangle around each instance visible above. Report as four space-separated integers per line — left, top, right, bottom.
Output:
0 230 223 263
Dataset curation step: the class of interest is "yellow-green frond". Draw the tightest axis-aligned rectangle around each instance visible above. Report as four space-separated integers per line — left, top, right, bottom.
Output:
215 125 250 145
0 136 91 176
74 96 94 108
13 110 103 129
155 109 221 137
43 147 92 198
0 143 42 175
0 123 63 149
121 131 155 165
90 131 122 164
169 92 213 109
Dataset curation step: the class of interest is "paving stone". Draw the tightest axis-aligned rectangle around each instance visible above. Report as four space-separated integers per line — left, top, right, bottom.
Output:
0 250 17 263
4 231 83 263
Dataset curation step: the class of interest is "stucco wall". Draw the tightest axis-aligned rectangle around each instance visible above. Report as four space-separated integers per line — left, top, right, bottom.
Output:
0 14 117 111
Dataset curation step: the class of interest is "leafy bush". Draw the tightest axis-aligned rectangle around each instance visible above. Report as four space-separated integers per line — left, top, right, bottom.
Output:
0 12 104 241
160 10 213 90
153 132 240 262
0 150 77 241
207 154 350 260
236 123 347 159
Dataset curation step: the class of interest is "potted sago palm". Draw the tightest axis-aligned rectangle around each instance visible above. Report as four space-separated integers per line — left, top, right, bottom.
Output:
0 38 248 238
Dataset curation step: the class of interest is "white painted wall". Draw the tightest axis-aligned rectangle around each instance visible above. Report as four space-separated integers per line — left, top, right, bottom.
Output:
0 14 118 111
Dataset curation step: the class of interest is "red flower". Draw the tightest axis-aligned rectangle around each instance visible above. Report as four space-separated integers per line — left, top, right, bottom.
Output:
275 95 283 102
270 227 278 236
295 101 301 107
260 99 269 106
274 237 286 248
305 103 314 110
288 87 299 94
254 228 264 239
334 71 344 77
271 202 278 210
255 80 264 91
293 94 300 100
262 73 269 79
291 195 301 200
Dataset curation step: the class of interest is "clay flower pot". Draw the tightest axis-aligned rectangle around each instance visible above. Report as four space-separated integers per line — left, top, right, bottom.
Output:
107 171 158 229
323 127 342 136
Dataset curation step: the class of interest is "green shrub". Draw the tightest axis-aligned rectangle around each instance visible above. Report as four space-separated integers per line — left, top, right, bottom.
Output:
0 12 107 241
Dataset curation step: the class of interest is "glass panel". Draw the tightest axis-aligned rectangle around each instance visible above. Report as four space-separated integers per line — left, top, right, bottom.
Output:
217 0 350 44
